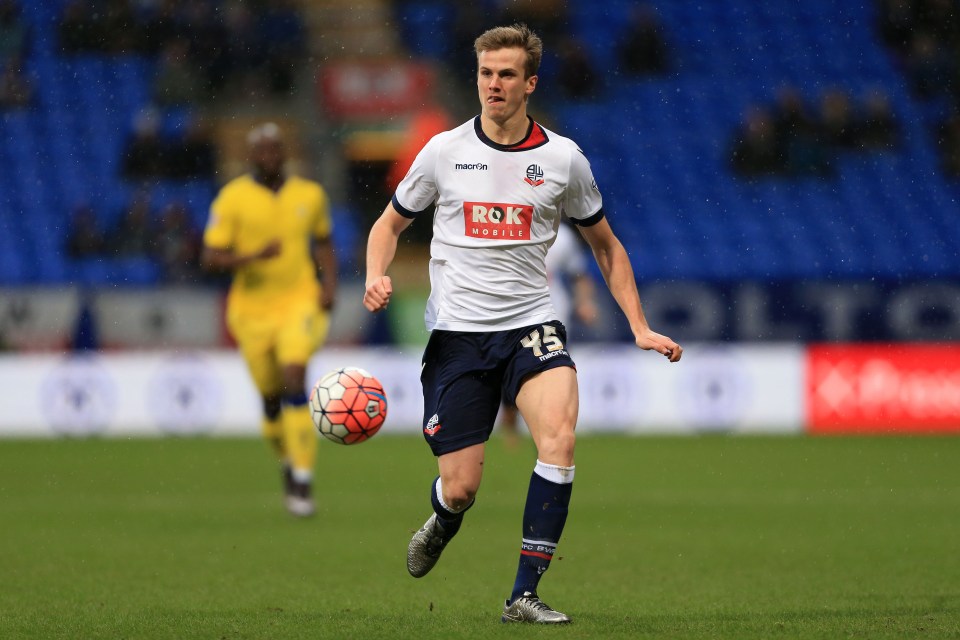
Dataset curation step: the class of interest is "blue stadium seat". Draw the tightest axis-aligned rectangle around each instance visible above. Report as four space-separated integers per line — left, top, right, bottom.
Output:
2 0 957 286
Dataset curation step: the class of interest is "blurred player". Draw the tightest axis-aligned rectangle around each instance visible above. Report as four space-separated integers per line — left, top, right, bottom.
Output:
201 123 337 517
498 221 598 447
363 25 681 623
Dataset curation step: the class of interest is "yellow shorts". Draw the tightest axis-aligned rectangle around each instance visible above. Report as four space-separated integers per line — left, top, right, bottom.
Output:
228 297 330 396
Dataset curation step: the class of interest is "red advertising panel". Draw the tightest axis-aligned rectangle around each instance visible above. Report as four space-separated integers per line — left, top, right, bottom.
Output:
318 61 435 120
807 344 960 433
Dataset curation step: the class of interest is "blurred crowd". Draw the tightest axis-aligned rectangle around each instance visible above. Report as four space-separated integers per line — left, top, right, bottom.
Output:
65 193 204 284
877 0 960 177
0 0 32 108
439 1 670 101
121 109 217 181
0 0 314 285
57 0 307 99
2 0 308 111
730 86 899 178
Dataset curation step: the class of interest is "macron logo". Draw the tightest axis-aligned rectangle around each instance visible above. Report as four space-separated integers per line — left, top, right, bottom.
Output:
455 162 488 171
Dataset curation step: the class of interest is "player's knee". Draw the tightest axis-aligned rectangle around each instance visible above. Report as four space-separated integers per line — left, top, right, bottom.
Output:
280 366 306 398
443 485 477 511
262 395 282 421
539 429 576 464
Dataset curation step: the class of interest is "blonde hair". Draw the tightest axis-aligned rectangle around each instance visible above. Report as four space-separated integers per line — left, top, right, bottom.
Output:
474 23 543 78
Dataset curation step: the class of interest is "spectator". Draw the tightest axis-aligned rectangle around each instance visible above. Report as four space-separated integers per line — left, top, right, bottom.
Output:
139 0 183 56
121 109 168 180
936 112 960 177
496 0 568 43
179 2 227 94
452 4 496 68
617 4 669 76
218 4 264 94
153 40 204 106
58 0 100 53
58 0 142 54
856 89 899 149
905 31 954 98
166 117 217 180
259 0 307 95
916 0 960 48
154 202 201 283
0 54 32 109
772 86 831 176
109 193 154 257
555 36 597 100
100 0 139 54
818 88 860 148
877 0 916 54
65 205 105 259
730 106 785 176
0 0 28 62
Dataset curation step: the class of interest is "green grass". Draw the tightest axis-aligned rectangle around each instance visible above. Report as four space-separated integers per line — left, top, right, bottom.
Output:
1 435 958 639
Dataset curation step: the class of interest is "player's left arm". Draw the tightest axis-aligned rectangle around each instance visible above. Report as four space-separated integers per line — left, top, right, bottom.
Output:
311 186 337 311
312 236 337 311
577 218 682 362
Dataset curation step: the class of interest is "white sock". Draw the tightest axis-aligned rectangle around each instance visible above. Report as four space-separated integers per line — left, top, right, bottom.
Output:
534 459 575 484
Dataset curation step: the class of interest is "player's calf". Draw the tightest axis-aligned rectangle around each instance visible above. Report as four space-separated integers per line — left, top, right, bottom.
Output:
406 476 473 577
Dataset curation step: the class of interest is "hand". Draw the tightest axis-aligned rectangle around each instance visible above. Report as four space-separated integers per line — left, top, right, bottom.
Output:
320 286 335 311
635 329 682 363
256 239 282 260
363 276 393 313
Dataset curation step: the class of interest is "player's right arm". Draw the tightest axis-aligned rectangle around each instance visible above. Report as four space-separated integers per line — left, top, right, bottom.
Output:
200 241 281 273
201 183 281 273
363 201 414 312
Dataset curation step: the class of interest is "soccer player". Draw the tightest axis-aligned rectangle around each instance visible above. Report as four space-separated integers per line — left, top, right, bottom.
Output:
202 122 337 517
363 24 682 623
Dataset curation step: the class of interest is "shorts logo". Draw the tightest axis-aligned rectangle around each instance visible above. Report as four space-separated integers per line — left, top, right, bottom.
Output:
524 164 544 187
424 413 441 436
463 201 533 240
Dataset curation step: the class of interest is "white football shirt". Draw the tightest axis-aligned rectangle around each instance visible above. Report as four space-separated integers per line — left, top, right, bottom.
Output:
393 116 604 332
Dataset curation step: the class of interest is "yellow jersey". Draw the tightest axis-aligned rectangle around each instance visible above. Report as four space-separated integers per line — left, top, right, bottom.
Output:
204 174 332 316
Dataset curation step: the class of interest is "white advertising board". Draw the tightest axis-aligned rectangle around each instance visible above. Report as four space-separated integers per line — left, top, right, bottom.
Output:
0 344 804 437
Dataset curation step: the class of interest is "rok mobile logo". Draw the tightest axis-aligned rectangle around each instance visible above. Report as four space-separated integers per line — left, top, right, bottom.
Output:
463 201 533 240
455 162 488 170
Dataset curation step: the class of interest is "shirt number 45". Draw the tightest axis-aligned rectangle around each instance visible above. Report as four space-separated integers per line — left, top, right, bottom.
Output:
520 325 565 357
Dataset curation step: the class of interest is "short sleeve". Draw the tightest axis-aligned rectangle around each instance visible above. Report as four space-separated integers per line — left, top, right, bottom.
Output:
203 188 236 248
312 184 333 240
563 147 604 227
392 135 440 218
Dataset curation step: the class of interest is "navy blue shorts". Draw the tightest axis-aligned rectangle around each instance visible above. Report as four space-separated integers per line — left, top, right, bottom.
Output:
420 320 576 456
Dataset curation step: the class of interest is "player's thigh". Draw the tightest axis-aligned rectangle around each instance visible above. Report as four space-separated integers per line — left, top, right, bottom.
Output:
515 366 579 466
420 331 502 457
276 300 329 368
229 314 283 396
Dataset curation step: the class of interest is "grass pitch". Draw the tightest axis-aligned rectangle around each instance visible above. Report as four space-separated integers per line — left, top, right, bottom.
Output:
1 434 958 639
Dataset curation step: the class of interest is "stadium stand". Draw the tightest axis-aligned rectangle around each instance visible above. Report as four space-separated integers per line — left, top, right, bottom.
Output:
396 0 960 281
1 0 958 287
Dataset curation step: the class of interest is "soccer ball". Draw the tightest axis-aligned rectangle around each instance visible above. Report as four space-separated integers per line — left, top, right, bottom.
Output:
309 367 387 444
